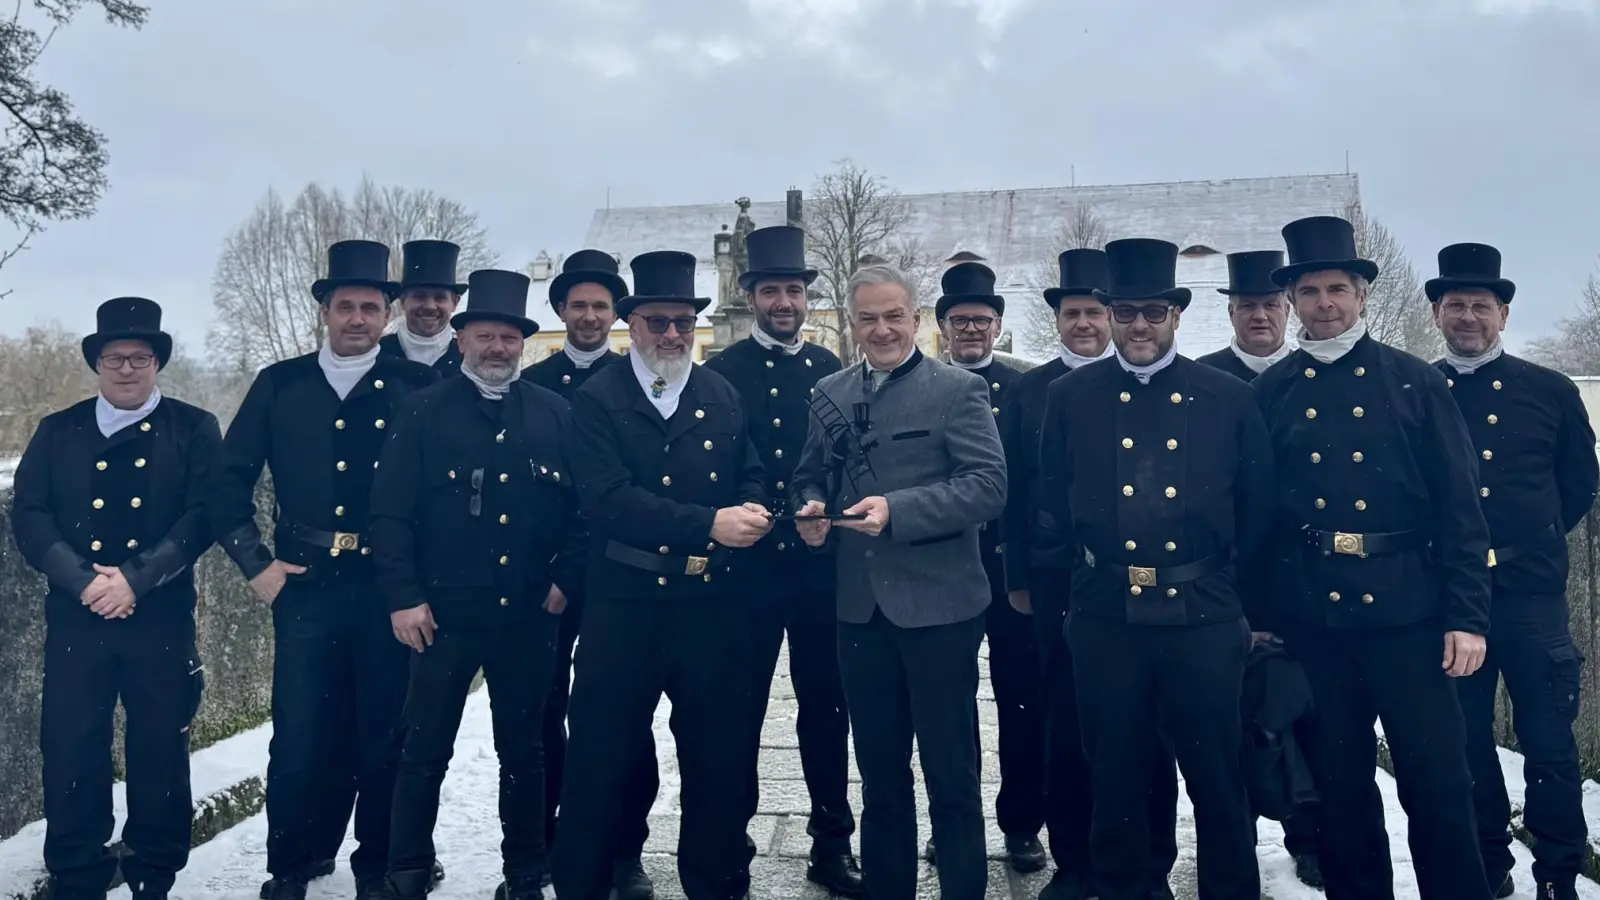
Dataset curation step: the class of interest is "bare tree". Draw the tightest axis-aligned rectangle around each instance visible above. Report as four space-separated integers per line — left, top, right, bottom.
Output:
208 176 497 369
0 1 149 292
1019 203 1112 359
0 323 94 452
1345 197 1444 360
1526 270 1600 376
804 160 935 363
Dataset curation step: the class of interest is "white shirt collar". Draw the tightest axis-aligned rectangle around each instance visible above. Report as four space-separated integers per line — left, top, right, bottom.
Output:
1299 318 1367 364
395 321 454 367
96 386 161 438
950 352 994 371
1444 337 1504 374
1229 336 1291 375
318 342 381 400
563 339 611 369
630 349 690 419
751 324 804 356
1059 342 1113 369
1114 342 1178 384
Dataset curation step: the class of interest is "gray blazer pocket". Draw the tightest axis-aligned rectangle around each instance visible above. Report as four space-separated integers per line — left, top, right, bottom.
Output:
892 430 931 440
909 531 962 547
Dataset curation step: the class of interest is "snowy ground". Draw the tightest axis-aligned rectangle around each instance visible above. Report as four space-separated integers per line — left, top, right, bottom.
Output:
4 639 1600 899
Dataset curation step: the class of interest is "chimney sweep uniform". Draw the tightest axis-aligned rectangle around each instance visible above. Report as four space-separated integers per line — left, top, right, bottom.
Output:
550 250 767 900
208 240 441 900
1253 216 1494 900
372 269 584 900
10 298 220 900
932 261 1049 871
999 249 1179 896
520 248 656 897
1429 243 1598 899
1038 239 1273 900
378 240 465 376
702 225 862 895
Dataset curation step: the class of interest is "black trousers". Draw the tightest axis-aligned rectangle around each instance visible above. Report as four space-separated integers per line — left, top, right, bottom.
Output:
265 580 409 882
552 595 752 900
542 596 658 860
1282 619 1490 900
839 609 987 900
1030 570 1178 881
973 589 1045 838
1281 802 1321 858
41 616 203 897
389 612 561 880
1459 592 1588 887
742 583 854 858
1067 613 1258 900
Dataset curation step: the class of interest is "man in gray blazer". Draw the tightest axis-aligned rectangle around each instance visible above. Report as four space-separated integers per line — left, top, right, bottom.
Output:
792 263 1007 900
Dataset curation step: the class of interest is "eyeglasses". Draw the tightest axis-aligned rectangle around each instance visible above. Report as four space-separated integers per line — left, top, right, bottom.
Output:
638 316 697 335
100 353 157 370
1110 305 1172 324
946 315 995 332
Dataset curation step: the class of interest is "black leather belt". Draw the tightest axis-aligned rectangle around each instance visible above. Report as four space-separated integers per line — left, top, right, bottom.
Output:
605 539 725 576
1304 528 1424 557
281 521 363 552
1489 523 1558 568
1084 549 1227 588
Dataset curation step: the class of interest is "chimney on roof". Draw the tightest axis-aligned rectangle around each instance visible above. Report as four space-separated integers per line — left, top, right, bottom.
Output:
786 188 803 228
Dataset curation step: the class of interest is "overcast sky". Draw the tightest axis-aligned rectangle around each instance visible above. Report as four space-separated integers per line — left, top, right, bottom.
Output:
3 0 1597 355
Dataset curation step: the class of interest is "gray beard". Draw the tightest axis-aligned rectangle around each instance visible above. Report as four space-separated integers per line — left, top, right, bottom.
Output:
639 346 691 383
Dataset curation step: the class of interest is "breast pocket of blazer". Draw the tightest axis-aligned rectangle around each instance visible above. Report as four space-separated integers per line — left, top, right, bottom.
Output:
891 429 931 441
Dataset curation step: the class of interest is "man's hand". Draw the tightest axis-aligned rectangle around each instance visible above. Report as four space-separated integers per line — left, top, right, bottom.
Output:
795 500 831 547
80 573 113 607
711 505 773 548
1251 631 1279 647
543 584 568 615
1008 589 1032 615
249 559 307 606
88 564 135 619
1443 631 1487 677
838 496 890 537
391 603 437 653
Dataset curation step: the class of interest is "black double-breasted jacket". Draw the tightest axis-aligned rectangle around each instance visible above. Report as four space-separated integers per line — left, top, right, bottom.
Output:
1196 346 1265 384
11 396 222 627
703 337 842 592
208 352 440 585
521 348 622 400
1253 333 1492 634
378 332 462 378
1038 355 1277 627
367 377 585 630
1435 352 1599 597
959 359 1021 595
1000 356 1073 591
567 360 767 603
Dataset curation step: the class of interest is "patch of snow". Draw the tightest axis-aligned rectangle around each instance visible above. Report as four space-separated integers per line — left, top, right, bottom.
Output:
0 455 18 491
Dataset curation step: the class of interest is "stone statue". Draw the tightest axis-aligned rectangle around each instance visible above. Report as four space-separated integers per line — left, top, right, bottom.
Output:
730 197 755 290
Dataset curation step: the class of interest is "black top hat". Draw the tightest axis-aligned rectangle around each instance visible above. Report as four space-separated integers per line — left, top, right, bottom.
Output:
936 262 1005 319
738 226 818 292
311 240 402 303
1270 216 1380 287
1425 243 1516 304
1218 250 1286 296
550 248 629 310
1092 239 1192 309
82 296 173 370
618 250 710 319
399 240 468 294
450 269 539 337
1043 249 1111 307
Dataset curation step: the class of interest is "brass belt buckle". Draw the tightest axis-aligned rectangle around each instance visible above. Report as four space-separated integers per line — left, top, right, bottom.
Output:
1487 548 1498 568
684 555 709 575
332 531 360 551
1127 566 1157 587
1331 532 1365 557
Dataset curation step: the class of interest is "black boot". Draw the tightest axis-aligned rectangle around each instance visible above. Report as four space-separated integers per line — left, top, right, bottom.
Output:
260 861 334 900
1148 881 1176 900
491 872 546 900
1037 870 1088 900
126 877 174 900
1294 852 1325 889
613 857 655 900
1005 833 1047 873
264 876 308 900
1538 878 1578 900
429 859 446 888
805 848 865 897
354 876 388 900
385 868 436 900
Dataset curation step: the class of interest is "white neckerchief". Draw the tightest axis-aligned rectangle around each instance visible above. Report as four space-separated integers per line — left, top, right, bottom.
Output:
563 339 611 369
751 324 803 356
630 348 689 419
1059 342 1113 369
96 385 162 438
1299 318 1367 365
951 352 994 371
396 321 454 367
1114 342 1178 384
1445 337 1504 375
864 346 916 390
318 342 381 401
462 360 520 400
1229 336 1292 375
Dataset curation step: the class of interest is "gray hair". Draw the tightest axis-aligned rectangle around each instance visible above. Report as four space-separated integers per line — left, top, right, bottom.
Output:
845 264 918 315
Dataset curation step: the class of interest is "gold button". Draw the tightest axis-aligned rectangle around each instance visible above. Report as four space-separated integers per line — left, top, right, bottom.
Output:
1329 591 1341 601
1166 439 1177 450
703 573 713 582
778 542 787 550
1122 485 1134 496
662 476 672 486
335 505 345 516
991 382 1000 391
709 472 718 481
1305 408 1317 419
774 449 783 459
708 542 716 551
805 359 812 367
361 547 371 555
1481 487 1491 497
127 539 138 550
659 545 670 554
375 419 386 429
1120 392 1131 402
134 458 145 468
553 472 560 481
1487 414 1498 425
500 556 509 565
696 409 706 418
1315 498 1326 509
1352 451 1364 463
336 419 346 429
337 461 347 471
769 388 778 397
657 576 668 586
499 514 509 524
1165 486 1177 498
139 422 150 432
776 481 785 490
1355 500 1367 510
1125 540 1137 551
767 360 775 368
374 379 384 389
1166 542 1176 551
1311 452 1322 463
448 470 456 479
90 540 102 551
1166 588 1177 597
496 433 505 443
1304 368 1316 378
704 440 713 450
96 460 107 471
330 547 341 557
1352 407 1364 417
1447 378 1455 388
562 374 571 384
772 418 782 427
500 597 509 606
1121 438 1133 449
93 499 104 509
1361 593 1374 604
1482 450 1492 460
1130 585 1143 596
1170 392 1182 404
992 407 1000 415
1354 366 1366 376
1493 380 1502 390
500 473 508 483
